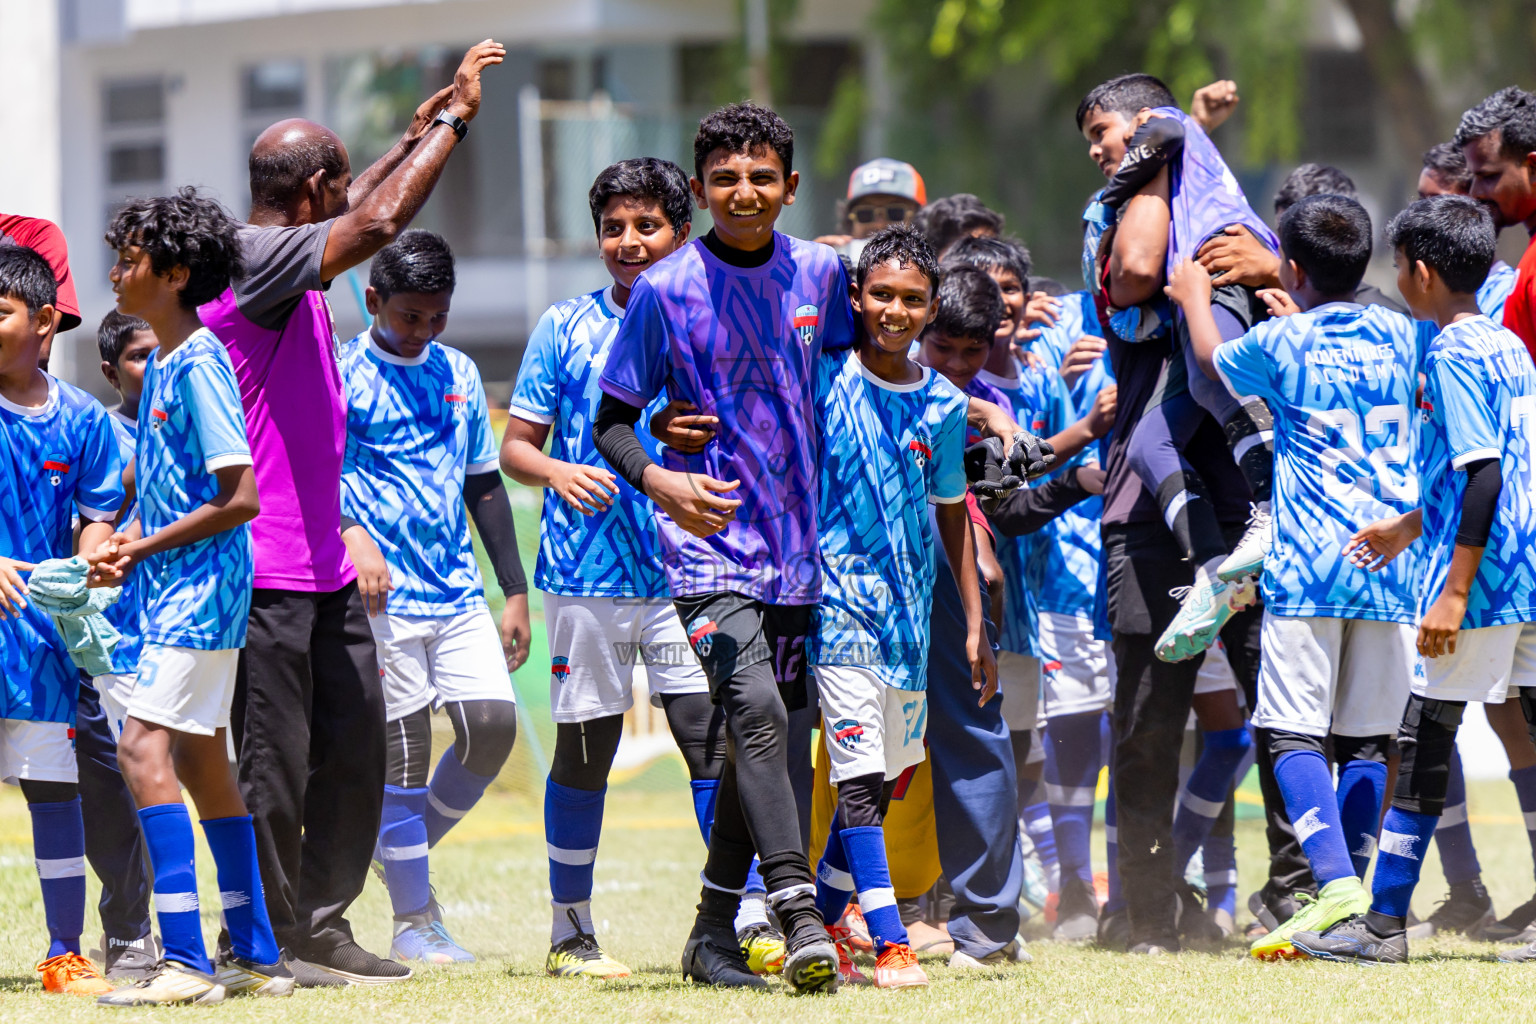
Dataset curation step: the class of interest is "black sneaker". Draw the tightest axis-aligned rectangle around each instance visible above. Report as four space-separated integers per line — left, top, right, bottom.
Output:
1485 893 1536 942
1054 877 1100 942
681 930 768 989
1292 913 1407 964
294 942 412 985
102 935 159 983
1176 884 1226 947
281 950 349 988
1245 887 1305 938
1407 879 1495 939
1096 906 1131 951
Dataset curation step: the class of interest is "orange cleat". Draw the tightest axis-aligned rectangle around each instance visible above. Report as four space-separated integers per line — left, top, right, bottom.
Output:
39 952 113 996
842 905 875 952
827 925 870 985
873 942 929 989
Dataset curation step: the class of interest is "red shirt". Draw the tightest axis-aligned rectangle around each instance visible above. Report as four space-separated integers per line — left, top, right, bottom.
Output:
1505 234 1536 363
0 214 81 331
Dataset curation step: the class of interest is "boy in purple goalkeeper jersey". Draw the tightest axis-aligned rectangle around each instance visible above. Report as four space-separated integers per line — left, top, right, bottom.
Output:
593 102 854 993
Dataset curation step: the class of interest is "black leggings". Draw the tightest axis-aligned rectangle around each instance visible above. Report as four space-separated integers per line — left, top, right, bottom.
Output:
835 772 897 830
385 700 518 788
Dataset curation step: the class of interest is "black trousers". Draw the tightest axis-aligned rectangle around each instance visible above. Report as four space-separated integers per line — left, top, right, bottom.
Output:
233 583 385 954
1104 521 1307 944
76 677 152 943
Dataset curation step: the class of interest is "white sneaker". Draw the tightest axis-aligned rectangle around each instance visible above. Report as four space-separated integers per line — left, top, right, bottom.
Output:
97 960 226 1006
1217 502 1271 582
948 937 1032 968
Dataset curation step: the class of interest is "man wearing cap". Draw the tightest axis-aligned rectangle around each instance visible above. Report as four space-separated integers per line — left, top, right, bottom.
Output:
814 158 927 261
0 214 81 366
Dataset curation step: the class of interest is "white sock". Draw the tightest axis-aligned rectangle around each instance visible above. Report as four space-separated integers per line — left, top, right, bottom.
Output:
551 899 593 945
734 891 770 932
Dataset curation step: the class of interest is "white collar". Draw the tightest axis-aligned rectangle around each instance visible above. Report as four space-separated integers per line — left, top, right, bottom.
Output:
0 373 58 417
849 350 930 393
601 285 627 320
368 332 431 366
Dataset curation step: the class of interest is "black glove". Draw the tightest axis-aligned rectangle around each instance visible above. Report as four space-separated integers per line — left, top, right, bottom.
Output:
964 437 1023 516
1008 430 1055 482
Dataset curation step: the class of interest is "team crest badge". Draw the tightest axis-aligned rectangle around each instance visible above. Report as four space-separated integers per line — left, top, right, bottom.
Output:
793 304 819 346
831 718 865 752
44 455 69 487
151 407 168 431
908 437 932 468
688 617 719 658
444 387 468 407
551 656 571 677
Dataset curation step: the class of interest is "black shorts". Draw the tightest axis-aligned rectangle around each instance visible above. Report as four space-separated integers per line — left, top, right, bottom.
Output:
672 592 812 711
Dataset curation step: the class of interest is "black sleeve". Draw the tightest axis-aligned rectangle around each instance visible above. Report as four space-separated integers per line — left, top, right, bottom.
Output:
593 393 654 493
464 471 528 597
986 470 1093 537
340 514 360 535
1100 116 1186 209
1456 457 1502 548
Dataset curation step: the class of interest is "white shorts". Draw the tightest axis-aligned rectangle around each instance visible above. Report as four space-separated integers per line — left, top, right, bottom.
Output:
0 719 76 785
93 672 135 743
1194 641 1239 696
129 645 240 737
1254 614 1415 738
545 594 709 724
1038 611 1114 716
815 666 928 783
997 651 1042 732
1417 620 1536 703
369 610 514 723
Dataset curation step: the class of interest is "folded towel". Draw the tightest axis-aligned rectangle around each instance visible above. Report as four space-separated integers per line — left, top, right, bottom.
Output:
27 556 122 676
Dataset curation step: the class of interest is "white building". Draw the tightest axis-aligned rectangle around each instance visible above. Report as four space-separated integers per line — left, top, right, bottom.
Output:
0 0 876 398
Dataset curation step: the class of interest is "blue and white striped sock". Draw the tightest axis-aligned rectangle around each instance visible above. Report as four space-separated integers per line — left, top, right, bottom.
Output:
815 810 855 926
139 802 211 973
424 749 496 847
1046 711 1106 888
379 785 431 918
546 779 604 945
202 815 279 966
30 797 86 958
1172 727 1250 874
842 826 907 951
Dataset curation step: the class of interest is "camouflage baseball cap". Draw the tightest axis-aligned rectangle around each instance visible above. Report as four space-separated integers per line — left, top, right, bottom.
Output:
846 158 926 205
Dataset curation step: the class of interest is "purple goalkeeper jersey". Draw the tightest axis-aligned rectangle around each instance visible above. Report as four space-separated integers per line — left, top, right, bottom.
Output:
600 233 857 605
1153 106 1278 273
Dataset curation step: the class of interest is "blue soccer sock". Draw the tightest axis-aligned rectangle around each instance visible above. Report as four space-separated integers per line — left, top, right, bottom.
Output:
201 816 279 966
1432 751 1480 884
1045 711 1105 887
1173 727 1251 875
379 785 431 919
139 803 211 973
545 779 605 944
1336 758 1389 879
1203 827 1238 920
424 748 496 848
815 810 855 925
1104 773 1123 915
690 779 718 845
1509 764 1536 882
1022 800 1059 893
1373 807 1439 919
842 825 907 951
1274 749 1355 888
29 797 86 958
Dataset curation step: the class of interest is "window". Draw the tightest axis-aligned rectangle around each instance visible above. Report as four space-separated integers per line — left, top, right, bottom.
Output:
107 142 164 185
104 79 164 126
244 60 306 114
100 77 166 271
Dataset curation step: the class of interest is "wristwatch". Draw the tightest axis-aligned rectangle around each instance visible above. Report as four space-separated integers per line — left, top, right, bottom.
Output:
432 110 469 142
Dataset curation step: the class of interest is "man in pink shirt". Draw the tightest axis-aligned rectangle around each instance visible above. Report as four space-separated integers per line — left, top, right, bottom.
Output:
198 40 509 986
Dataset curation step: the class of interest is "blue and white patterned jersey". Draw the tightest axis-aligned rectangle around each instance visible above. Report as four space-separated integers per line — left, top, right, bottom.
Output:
1027 290 1114 418
510 287 667 598
810 352 969 690
0 377 123 722
1415 261 1520 365
1418 315 1536 628
100 409 142 675
137 329 254 650
1214 303 1420 621
341 332 499 616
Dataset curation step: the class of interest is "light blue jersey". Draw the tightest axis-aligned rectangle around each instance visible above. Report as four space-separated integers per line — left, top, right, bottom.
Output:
1415 260 1520 364
1028 290 1114 418
341 331 499 616
100 409 142 675
0 377 123 722
1214 303 1420 621
1419 315 1536 628
136 329 253 650
810 352 969 690
509 287 667 598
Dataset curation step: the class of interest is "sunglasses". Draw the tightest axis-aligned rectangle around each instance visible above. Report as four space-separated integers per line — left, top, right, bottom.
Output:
851 205 915 224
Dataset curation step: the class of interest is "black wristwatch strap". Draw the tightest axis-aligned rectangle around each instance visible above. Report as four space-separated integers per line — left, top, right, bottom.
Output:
432 110 469 142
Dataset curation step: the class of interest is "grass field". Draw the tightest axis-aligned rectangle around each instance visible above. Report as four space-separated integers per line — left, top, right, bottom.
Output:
2 770 1536 1023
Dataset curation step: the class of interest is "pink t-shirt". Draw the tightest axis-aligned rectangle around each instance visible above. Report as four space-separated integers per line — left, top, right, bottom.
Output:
199 221 355 592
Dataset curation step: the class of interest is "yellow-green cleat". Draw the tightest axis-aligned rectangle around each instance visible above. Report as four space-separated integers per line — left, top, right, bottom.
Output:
737 923 786 975
546 934 632 980
1250 877 1370 961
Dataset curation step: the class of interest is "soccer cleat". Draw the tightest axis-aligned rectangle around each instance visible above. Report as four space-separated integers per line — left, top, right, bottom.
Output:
283 951 350 988
782 937 840 994
97 960 226 1006
1216 502 1271 582
681 931 768 989
827 925 869 986
214 955 296 997
1176 883 1227 947
841 905 874 952
101 935 159 983
872 942 928 989
1407 880 1495 940
1096 907 1131 951
392 918 475 965
38 952 113 996
1498 937 1536 963
1053 876 1100 942
546 912 631 980
1292 913 1407 964
948 938 1032 968
737 921 786 975
1484 893 1536 942
1250 877 1370 961
298 940 413 984
1156 565 1255 663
